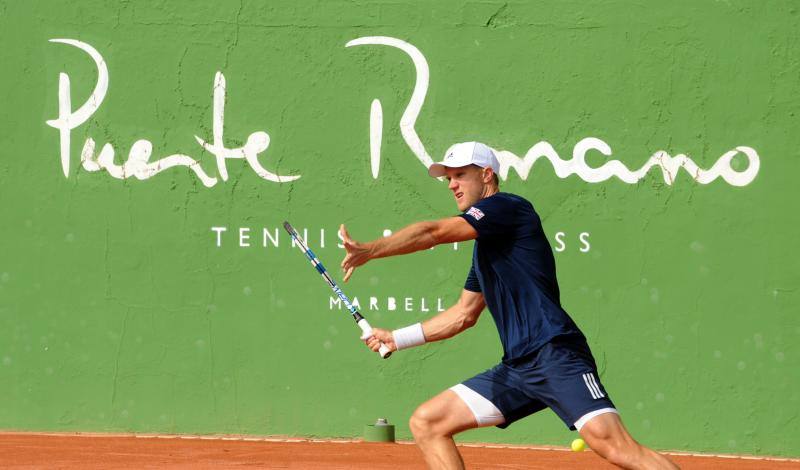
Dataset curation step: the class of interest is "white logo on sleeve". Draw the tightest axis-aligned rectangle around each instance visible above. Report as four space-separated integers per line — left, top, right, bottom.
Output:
466 207 485 220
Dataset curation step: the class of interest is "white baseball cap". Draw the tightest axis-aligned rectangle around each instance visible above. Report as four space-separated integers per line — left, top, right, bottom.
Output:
428 141 500 178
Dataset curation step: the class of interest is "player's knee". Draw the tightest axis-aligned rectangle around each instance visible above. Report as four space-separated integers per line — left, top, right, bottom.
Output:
409 408 431 436
581 421 612 443
408 416 427 440
409 405 439 439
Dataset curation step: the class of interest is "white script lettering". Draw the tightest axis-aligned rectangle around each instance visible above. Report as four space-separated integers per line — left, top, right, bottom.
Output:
47 39 299 187
348 36 760 187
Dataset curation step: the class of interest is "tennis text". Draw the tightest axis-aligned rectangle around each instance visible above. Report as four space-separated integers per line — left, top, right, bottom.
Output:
210 226 592 253
210 226 461 251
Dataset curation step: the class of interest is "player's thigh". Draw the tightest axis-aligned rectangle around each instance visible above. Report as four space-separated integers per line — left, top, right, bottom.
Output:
527 337 616 430
411 389 481 436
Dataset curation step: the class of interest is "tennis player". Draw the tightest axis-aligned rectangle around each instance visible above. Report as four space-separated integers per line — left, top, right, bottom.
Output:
340 142 678 469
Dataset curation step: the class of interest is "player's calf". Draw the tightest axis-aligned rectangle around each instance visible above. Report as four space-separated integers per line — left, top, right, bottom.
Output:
408 405 464 470
579 413 679 469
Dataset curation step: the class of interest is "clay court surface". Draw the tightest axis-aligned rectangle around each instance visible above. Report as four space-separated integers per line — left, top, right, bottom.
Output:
1 433 798 469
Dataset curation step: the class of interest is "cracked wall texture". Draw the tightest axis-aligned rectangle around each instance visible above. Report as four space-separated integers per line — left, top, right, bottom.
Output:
0 0 798 457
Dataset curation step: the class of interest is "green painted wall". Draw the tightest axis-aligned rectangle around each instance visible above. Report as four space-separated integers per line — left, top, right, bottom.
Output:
1 0 798 457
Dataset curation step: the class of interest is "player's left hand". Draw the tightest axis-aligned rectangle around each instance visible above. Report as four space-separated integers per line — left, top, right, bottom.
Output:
363 327 397 353
340 224 372 282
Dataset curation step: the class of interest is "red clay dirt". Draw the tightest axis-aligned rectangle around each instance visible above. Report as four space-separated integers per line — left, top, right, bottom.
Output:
0 433 797 469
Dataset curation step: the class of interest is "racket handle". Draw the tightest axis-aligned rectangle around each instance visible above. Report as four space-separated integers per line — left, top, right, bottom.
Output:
357 318 392 359
377 343 392 359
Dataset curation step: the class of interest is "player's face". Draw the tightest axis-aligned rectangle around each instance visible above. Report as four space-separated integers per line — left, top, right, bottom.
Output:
444 165 492 211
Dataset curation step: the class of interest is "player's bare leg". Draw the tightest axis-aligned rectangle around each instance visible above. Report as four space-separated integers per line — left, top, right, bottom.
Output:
579 412 679 469
409 389 481 470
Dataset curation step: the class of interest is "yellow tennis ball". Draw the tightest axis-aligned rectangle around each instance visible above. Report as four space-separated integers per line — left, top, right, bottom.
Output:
571 438 586 452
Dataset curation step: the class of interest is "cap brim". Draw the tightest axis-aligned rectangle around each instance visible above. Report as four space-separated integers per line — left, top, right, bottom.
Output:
427 161 472 178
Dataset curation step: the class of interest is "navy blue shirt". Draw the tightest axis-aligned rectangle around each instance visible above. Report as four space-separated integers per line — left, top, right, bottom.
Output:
459 192 583 362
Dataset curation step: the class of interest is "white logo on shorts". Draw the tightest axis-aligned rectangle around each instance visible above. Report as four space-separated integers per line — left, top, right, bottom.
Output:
583 373 605 399
466 207 484 220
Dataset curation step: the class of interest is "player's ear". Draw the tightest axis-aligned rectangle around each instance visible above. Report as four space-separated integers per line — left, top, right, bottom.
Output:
483 167 495 184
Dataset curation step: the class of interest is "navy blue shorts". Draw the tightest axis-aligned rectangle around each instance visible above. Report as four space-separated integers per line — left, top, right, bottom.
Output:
461 335 616 430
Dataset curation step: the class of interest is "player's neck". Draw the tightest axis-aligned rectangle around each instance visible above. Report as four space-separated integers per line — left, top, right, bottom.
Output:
481 185 499 200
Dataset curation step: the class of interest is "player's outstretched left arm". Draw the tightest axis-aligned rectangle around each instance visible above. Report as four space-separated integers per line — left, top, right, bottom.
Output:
364 289 485 354
340 217 477 282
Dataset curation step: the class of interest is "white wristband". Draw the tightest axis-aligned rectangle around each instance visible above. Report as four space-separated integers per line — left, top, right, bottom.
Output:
392 323 426 351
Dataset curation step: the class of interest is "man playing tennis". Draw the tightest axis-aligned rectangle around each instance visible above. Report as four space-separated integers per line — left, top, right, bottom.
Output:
340 142 678 470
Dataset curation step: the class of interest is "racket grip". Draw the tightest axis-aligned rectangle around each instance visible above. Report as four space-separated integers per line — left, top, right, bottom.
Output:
357 318 392 359
377 343 392 359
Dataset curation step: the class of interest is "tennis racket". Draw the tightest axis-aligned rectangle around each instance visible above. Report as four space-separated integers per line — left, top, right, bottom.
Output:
283 221 392 359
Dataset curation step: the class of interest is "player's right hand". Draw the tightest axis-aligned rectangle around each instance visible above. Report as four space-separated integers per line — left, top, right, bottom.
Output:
364 327 397 353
